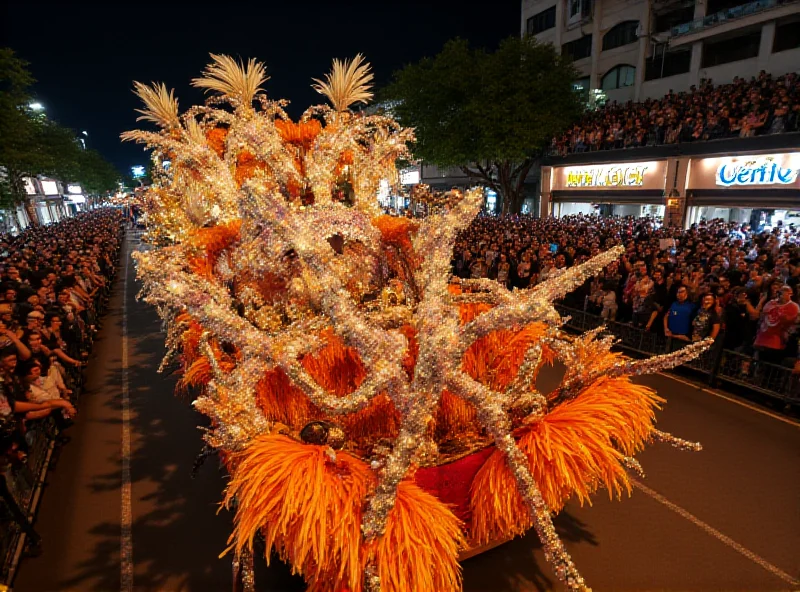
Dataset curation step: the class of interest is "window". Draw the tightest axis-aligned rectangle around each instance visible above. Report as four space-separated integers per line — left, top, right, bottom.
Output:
572 76 591 101
572 77 591 93
568 0 593 24
706 0 746 15
645 48 691 80
653 4 696 33
701 31 760 67
601 65 636 90
602 21 639 51
527 6 556 35
562 35 593 60
773 19 800 53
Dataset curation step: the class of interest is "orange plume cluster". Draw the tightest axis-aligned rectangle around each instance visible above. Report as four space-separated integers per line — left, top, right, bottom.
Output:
205 127 229 158
469 376 663 546
276 119 323 149
224 435 464 592
186 220 242 279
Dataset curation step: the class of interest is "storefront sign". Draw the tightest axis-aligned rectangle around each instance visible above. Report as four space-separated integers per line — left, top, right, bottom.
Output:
23 178 37 195
40 180 59 195
689 153 800 190
552 161 667 191
716 156 798 187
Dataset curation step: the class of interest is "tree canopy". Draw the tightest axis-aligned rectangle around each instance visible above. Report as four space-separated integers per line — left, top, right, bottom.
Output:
384 37 583 214
0 48 120 209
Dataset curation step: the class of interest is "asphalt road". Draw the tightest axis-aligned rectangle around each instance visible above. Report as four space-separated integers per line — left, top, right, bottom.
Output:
15 234 800 592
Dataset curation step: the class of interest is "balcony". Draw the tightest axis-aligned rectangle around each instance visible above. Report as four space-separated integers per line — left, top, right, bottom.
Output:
670 0 800 43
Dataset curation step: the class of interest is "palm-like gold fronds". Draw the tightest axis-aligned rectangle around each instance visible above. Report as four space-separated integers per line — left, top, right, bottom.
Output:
133 82 180 129
191 54 268 106
184 117 207 145
312 54 374 112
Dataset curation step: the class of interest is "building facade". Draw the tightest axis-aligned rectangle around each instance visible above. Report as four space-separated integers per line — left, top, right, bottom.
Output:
521 0 800 104
540 147 800 228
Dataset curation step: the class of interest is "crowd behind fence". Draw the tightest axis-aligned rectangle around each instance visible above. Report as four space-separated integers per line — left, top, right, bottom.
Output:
555 304 799 405
0 210 123 586
549 70 800 155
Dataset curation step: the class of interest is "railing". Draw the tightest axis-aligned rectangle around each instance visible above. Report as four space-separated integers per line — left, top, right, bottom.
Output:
555 304 800 406
671 0 797 37
0 417 57 584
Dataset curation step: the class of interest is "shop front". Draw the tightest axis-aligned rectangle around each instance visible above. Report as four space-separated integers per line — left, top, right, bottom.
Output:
542 160 670 220
685 152 800 230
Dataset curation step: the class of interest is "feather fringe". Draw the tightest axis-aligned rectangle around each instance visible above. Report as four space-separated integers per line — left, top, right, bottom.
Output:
469 376 663 546
224 435 463 592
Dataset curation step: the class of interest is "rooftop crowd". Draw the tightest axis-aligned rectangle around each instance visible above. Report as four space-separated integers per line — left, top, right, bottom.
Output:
550 71 800 155
0 209 123 551
451 214 800 372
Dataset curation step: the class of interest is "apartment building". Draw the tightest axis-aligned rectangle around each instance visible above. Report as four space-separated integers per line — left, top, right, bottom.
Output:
521 0 800 104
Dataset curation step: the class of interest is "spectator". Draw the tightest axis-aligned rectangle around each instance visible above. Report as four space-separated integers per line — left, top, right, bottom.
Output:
599 281 618 321
632 284 660 332
723 287 758 351
753 284 800 364
691 293 722 342
665 286 695 345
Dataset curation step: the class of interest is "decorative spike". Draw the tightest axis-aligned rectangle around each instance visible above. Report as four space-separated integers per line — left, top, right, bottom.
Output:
312 54 374 112
651 429 702 452
192 54 268 106
132 81 180 128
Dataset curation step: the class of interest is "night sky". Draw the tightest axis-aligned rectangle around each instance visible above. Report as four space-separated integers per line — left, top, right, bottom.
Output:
1 1 520 174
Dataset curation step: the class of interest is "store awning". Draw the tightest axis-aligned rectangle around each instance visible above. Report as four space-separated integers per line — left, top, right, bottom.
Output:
686 189 800 208
551 190 664 205
65 194 87 204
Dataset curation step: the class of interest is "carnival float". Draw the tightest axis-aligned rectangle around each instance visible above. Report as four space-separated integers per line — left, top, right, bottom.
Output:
122 54 710 592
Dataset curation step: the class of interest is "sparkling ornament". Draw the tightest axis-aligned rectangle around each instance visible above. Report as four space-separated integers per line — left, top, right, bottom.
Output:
125 54 710 592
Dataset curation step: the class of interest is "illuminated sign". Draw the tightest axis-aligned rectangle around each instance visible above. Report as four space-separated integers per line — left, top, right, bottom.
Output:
566 165 648 188
553 161 667 191
689 153 800 189
400 169 420 185
715 156 798 187
23 178 37 195
67 184 82 194
131 165 146 178
41 180 59 195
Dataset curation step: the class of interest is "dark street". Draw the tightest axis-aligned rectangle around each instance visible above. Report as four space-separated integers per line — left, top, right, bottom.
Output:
15 235 800 592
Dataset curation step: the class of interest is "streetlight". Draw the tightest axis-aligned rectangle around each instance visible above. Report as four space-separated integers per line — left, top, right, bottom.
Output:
28 102 44 111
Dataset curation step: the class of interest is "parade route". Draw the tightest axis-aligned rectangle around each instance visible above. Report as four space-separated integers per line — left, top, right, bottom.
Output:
15 234 800 592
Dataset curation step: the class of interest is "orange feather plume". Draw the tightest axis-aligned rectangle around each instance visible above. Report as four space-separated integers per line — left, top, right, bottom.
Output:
469 376 663 546
371 215 418 253
276 118 322 150
254 332 402 447
224 435 464 592
205 127 229 157
186 220 242 279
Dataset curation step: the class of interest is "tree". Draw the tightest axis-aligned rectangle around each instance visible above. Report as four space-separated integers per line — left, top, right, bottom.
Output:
0 48 39 210
0 48 120 219
75 149 121 195
384 37 583 214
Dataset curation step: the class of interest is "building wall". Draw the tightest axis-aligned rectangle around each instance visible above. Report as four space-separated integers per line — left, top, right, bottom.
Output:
522 0 800 102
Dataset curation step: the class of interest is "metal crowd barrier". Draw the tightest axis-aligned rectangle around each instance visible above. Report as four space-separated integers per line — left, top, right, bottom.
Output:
555 304 799 406
0 417 57 584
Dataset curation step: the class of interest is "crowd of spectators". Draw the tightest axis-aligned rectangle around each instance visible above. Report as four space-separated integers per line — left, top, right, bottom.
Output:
451 214 800 372
550 71 800 155
0 210 123 525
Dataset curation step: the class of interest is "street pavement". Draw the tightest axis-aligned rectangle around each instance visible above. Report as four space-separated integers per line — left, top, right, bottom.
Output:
14 234 800 592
